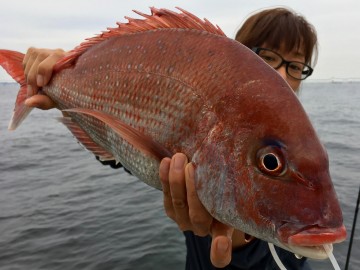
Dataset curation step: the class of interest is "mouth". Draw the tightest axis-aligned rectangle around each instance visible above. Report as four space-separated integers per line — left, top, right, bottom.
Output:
277 224 347 259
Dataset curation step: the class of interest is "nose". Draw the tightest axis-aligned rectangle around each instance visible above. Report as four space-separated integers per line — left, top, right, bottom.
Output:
275 65 287 80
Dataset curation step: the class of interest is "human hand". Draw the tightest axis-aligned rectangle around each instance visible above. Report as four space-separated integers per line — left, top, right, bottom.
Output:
23 47 66 109
159 153 234 267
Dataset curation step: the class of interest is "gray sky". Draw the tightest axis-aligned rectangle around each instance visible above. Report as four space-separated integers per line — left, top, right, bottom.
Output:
1 0 359 81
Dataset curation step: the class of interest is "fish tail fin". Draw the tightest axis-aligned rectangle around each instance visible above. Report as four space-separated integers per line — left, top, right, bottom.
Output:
0 49 33 130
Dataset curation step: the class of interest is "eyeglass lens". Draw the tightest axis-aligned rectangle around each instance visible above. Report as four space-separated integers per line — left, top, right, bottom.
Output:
257 49 311 80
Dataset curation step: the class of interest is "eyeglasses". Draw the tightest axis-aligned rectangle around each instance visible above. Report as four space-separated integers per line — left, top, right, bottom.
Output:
252 47 313 80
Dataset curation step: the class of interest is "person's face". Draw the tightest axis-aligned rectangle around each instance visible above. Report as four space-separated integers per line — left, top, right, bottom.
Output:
260 43 306 92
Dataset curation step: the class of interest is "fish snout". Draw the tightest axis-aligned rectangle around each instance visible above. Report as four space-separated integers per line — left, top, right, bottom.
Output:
277 221 346 246
287 224 347 246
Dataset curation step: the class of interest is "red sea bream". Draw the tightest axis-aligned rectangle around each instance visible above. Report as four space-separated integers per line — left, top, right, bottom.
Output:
0 7 346 259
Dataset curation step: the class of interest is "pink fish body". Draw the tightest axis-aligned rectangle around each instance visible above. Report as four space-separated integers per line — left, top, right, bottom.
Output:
0 7 346 259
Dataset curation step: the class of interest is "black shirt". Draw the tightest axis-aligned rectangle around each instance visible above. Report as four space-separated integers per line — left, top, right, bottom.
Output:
184 231 312 270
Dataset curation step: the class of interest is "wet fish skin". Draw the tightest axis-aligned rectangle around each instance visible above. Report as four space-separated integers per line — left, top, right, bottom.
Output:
48 28 245 188
0 7 346 259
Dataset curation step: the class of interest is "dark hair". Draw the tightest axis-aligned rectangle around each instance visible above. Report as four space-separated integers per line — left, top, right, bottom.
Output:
235 7 318 67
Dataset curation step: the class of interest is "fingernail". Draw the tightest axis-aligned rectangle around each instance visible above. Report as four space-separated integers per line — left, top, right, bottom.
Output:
37 75 44 87
174 155 185 171
27 85 33 97
217 238 229 253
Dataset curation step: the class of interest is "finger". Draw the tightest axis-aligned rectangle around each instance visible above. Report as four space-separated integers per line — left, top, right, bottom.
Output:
23 48 39 85
24 95 56 110
26 56 45 96
210 235 233 268
210 220 234 268
23 48 65 96
26 53 49 87
159 157 176 221
23 47 35 71
37 49 65 86
169 153 191 231
23 48 39 97
185 163 212 236
25 64 39 97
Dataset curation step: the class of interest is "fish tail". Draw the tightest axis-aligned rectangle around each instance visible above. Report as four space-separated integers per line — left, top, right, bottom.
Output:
0 49 33 130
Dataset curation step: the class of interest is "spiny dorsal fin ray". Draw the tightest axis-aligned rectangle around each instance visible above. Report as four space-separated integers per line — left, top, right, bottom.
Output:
54 7 225 71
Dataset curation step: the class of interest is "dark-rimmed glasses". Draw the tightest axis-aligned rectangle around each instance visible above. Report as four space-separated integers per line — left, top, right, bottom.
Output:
252 47 313 80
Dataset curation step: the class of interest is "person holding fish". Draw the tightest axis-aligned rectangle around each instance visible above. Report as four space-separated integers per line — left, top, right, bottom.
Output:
18 7 342 270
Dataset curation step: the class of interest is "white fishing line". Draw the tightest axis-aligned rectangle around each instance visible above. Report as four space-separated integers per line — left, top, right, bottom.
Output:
323 244 341 270
268 242 287 270
269 242 341 270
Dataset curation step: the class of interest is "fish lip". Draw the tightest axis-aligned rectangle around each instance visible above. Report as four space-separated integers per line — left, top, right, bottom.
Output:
286 224 347 246
276 224 346 259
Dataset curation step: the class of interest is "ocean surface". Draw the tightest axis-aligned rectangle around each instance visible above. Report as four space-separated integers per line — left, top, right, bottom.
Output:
0 82 359 270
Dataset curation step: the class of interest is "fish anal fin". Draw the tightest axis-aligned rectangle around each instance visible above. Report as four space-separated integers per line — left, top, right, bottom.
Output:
63 109 172 161
58 117 114 161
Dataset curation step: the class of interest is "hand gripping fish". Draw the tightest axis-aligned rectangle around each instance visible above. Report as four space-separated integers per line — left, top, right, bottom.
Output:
0 7 346 262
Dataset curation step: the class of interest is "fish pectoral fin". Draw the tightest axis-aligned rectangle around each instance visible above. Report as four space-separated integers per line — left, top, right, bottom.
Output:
63 108 172 161
58 117 115 161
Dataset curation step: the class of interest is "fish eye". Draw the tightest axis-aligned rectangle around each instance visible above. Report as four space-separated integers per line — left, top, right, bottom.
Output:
262 153 280 171
256 146 286 176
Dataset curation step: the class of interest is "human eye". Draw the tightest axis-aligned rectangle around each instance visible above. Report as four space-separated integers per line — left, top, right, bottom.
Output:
289 62 304 73
262 55 276 62
259 53 277 63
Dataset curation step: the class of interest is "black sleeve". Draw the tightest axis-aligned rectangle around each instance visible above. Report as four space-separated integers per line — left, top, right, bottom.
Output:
95 156 132 175
183 231 312 270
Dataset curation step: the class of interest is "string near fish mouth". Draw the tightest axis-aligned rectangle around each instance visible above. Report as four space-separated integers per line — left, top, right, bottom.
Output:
323 244 341 270
268 243 341 270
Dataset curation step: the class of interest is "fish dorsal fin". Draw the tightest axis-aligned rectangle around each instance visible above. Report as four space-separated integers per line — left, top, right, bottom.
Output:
58 117 115 161
63 108 173 161
54 7 225 71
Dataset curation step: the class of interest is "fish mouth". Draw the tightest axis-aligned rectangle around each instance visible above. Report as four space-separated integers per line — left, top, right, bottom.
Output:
277 224 347 259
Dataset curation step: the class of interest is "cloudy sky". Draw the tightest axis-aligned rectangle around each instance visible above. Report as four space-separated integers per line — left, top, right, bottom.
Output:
1 0 359 81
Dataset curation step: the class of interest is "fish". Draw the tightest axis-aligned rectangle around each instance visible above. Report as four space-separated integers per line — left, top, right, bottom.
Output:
0 7 346 260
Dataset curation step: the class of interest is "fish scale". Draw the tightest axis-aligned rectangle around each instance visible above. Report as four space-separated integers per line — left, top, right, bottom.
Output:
45 29 217 187
0 7 346 260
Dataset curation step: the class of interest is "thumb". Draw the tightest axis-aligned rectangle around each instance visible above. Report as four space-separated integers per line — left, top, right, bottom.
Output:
210 220 234 268
25 95 56 110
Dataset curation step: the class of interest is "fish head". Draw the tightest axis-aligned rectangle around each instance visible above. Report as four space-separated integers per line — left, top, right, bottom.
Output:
192 78 346 259
245 134 347 259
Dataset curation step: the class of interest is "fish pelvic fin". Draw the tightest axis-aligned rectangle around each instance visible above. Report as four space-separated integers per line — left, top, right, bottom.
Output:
54 7 226 71
58 117 115 161
0 50 33 130
63 108 172 161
